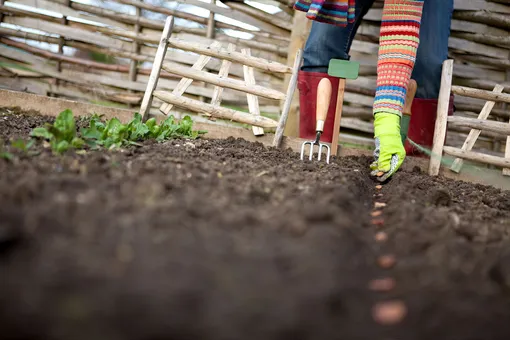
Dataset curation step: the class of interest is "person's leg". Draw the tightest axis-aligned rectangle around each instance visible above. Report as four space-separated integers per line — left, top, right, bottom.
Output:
298 0 376 142
404 0 455 155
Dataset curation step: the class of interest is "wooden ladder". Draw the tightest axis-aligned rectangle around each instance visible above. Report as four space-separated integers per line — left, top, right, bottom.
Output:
139 16 302 148
429 59 510 176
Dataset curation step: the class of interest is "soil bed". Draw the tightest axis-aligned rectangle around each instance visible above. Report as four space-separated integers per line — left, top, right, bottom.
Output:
1 108 510 340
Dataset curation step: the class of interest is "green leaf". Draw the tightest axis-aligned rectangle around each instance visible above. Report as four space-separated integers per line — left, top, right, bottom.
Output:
176 115 193 136
103 118 125 139
11 138 36 152
31 127 54 140
71 137 85 148
145 117 156 130
55 140 70 153
54 109 76 141
0 152 13 161
26 139 35 149
127 113 149 141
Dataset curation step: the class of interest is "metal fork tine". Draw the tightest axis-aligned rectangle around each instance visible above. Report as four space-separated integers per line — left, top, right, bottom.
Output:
300 140 332 164
322 144 331 164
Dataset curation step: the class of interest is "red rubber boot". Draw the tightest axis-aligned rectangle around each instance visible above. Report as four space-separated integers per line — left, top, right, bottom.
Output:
298 70 339 143
404 95 454 157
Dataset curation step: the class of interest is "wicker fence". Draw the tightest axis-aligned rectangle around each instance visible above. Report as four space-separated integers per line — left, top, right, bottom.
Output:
0 0 292 119
0 0 509 154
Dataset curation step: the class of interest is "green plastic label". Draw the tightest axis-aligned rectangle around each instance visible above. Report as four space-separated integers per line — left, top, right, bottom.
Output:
328 59 360 80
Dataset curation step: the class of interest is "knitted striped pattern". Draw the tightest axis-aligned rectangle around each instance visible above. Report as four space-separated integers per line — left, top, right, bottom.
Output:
293 0 355 27
373 0 424 117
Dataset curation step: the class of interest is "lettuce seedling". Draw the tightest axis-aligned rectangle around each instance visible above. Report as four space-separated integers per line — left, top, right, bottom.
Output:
10 138 39 156
31 109 206 153
81 113 206 148
31 109 86 154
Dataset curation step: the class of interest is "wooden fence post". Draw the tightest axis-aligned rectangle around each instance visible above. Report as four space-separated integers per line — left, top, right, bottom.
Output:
129 1 142 110
428 59 454 176
282 10 310 138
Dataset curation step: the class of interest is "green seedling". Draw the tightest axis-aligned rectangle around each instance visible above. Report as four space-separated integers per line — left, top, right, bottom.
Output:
81 112 206 150
10 138 39 157
0 141 13 161
328 59 360 80
31 109 86 154
30 109 207 154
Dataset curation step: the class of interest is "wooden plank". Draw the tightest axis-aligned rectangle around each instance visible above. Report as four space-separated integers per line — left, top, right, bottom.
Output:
225 1 292 31
167 39 292 73
69 24 286 72
451 19 509 36
159 41 222 115
108 0 290 42
451 19 508 35
0 44 233 101
273 49 302 148
210 44 236 106
3 16 129 50
140 16 174 121
450 84 505 173
429 59 454 176
169 0 290 36
452 85 510 104
453 0 510 13
14 0 131 29
443 146 510 169
447 116 510 135
162 62 286 100
448 37 508 60
154 91 279 128
242 48 264 136
453 10 510 31
452 63 507 82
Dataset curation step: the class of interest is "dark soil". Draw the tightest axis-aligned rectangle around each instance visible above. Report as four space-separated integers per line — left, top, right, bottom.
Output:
1 108 510 340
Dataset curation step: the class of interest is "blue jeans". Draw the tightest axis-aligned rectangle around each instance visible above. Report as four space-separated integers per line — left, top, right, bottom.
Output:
302 0 454 99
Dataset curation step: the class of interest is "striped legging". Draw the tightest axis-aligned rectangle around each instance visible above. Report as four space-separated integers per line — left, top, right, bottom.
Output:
373 0 425 117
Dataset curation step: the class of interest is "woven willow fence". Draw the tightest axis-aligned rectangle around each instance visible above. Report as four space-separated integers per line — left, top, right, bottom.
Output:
0 0 509 153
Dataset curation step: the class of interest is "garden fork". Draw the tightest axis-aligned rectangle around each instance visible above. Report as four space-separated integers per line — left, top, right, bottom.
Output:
300 77 332 164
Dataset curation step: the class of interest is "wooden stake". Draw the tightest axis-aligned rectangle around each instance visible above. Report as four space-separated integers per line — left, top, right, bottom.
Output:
272 49 302 148
330 78 346 156
242 48 264 136
210 44 235 107
429 59 454 176
139 15 174 122
504 116 510 176
450 84 504 173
